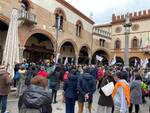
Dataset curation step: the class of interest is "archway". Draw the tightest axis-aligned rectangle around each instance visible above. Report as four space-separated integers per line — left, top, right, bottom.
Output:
60 42 75 64
92 50 109 65
0 20 8 63
24 33 54 63
116 56 124 66
129 57 140 67
78 46 89 64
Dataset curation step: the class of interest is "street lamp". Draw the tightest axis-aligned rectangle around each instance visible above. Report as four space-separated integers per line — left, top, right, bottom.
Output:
124 13 132 67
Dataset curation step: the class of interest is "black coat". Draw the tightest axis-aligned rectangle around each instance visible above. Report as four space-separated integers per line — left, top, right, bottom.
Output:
63 74 78 99
50 71 61 90
18 85 52 113
77 73 96 103
98 75 115 107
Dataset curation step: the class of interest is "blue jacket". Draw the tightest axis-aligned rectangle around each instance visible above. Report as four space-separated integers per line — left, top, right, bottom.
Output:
77 73 96 103
63 74 78 99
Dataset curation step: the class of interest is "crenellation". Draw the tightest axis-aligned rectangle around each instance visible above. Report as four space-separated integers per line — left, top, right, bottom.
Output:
121 15 124 19
112 9 150 23
148 9 150 14
134 12 137 16
117 15 120 20
129 13 132 18
138 11 142 16
143 10 147 15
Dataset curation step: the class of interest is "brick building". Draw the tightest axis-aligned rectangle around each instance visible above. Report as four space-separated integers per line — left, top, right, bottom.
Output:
94 10 150 66
0 0 150 66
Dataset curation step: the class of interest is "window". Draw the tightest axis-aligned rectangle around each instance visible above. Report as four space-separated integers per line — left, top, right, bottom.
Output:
54 8 66 30
76 20 83 37
132 38 138 48
99 39 105 47
115 40 121 49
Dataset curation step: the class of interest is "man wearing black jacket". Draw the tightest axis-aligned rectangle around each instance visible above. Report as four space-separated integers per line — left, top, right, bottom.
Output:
77 67 96 113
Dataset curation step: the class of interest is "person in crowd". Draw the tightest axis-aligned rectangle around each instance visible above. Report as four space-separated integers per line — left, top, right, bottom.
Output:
25 65 37 86
97 71 115 113
97 66 104 80
18 76 52 113
122 67 129 82
63 68 78 113
77 67 96 113
50 66 61 103
129 75 142 113
112 71 130 113
46 64 55 89
16 66 27 97
38 66 48 78
0 65 11 113
14 63 20 87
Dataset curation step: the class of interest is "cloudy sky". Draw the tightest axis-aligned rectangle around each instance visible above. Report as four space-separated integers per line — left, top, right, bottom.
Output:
66 0 150 25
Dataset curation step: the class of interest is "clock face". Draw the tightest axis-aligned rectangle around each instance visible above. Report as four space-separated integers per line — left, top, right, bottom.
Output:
132 24 139 31
115 27 122 33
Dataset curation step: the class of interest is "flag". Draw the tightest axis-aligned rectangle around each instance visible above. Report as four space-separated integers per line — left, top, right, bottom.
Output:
134 59 137 67
139 33 143 49
96 55 103 62
140 59 143 66
143 58 149 69
64 57 68 65
53 53 60 64
143 33 149 49
110 55 116 66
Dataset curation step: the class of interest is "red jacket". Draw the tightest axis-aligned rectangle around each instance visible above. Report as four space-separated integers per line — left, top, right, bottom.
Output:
38 70 48 78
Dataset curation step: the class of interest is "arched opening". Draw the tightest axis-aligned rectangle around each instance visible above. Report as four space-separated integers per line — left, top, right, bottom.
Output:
0 20 8 63
129 57 140 67
116 56 124 66
92 50 109 65
60 42 75 64
24 33 54 63
78 46 89 64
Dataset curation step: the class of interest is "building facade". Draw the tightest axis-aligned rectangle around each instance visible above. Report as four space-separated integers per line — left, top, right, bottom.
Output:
0 0 104 65
1 0 150 66
94 10 150 66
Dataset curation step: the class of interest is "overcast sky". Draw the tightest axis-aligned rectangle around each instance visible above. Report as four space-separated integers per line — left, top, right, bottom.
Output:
66 0 150 25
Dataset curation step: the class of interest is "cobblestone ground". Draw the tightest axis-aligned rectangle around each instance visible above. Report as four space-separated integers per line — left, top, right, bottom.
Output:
6 90 150 113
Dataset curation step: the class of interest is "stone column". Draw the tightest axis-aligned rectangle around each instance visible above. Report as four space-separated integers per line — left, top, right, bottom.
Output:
75 56 79 66
19 46 25 63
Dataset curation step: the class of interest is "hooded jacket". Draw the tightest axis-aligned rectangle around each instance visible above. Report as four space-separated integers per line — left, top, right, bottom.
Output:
63 74 78 98
77 73 96 103
18 85 52 113
0 69 11 95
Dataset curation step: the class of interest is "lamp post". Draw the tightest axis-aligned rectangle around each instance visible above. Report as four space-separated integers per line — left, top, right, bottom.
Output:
124 13 132 67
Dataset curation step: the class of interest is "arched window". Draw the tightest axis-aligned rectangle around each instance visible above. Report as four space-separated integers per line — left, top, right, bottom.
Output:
115 39 121 49
54 8 66 30
132 38 138 49
76 20 83 37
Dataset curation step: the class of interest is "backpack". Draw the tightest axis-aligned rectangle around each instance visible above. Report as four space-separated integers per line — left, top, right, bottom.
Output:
19 104 42 113
13 71 20 81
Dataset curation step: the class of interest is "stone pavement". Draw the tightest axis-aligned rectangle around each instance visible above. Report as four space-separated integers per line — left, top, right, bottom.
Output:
6 90 150 113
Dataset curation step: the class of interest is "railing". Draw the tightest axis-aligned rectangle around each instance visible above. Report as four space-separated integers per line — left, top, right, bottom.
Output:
93 28 111 38
18 9 37 24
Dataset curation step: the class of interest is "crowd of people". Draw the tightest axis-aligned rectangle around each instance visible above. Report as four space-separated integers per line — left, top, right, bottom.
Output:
0 60 150 113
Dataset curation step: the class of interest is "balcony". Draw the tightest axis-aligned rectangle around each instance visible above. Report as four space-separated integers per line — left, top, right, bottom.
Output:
18 9 37 25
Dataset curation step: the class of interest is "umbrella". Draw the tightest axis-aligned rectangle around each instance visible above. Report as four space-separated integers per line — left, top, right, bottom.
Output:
2 8 20 78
